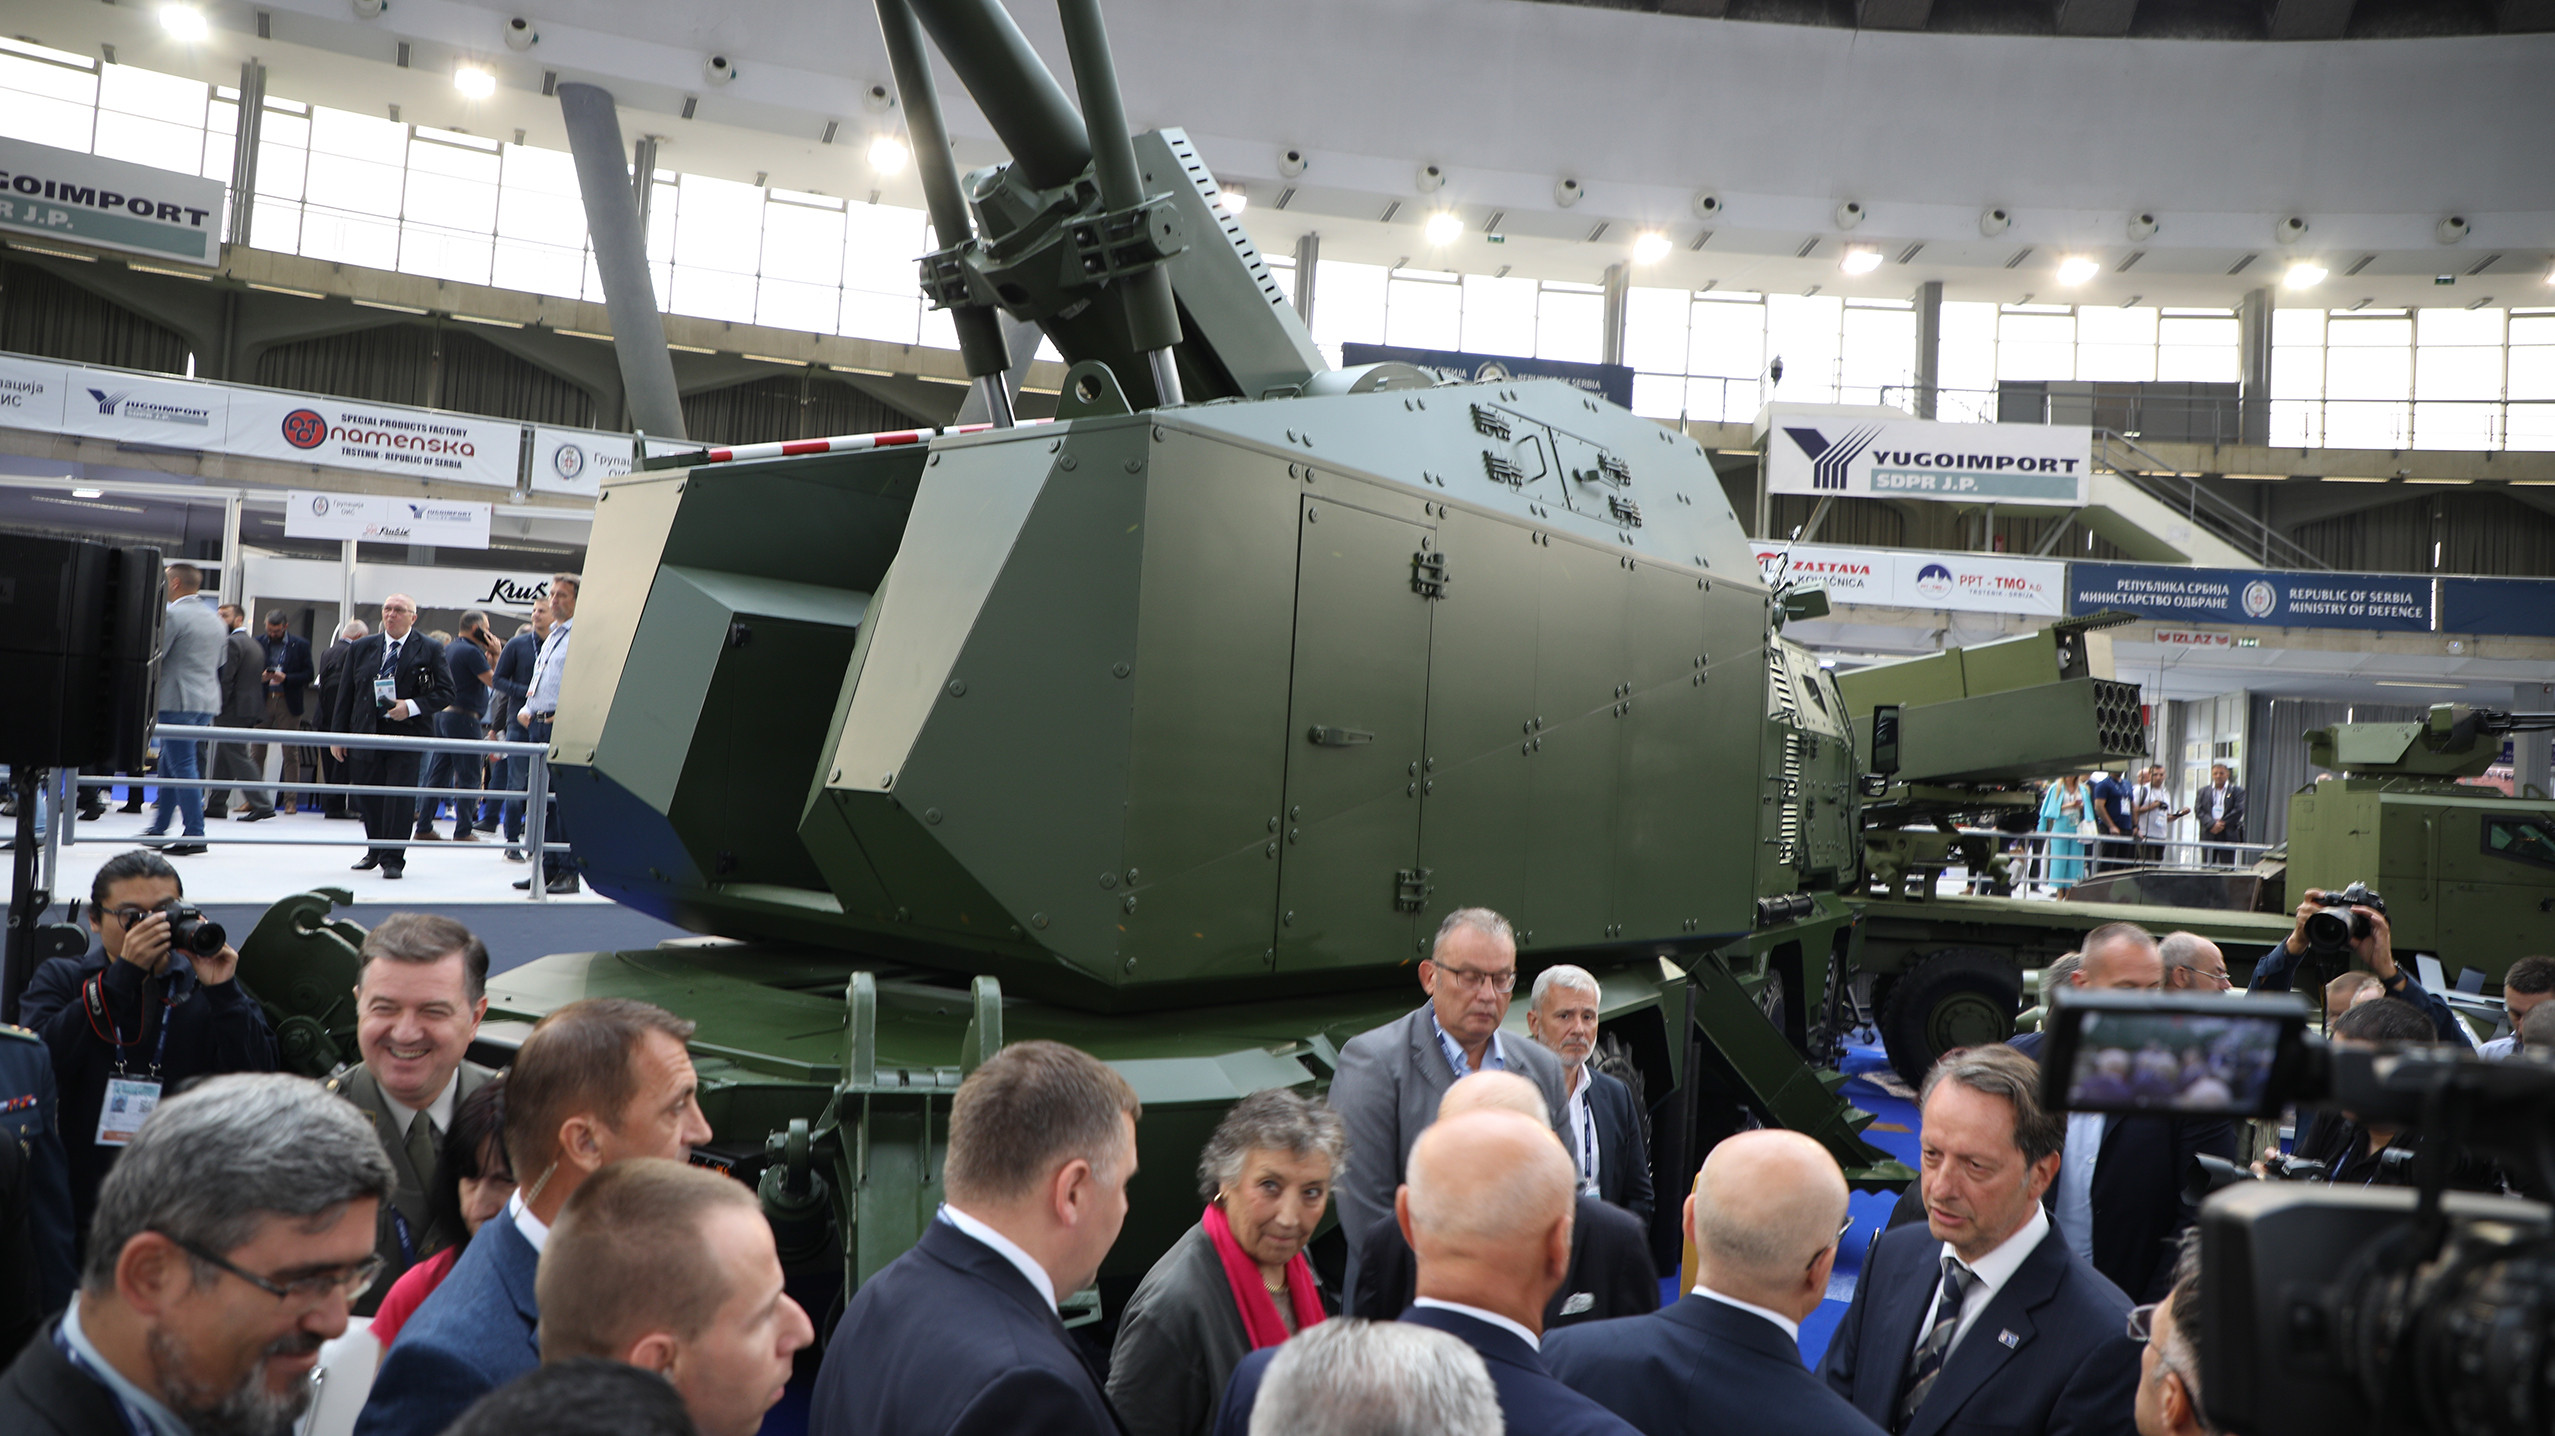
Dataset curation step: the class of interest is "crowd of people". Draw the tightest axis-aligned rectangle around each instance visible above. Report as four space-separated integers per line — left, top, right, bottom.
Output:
2021 763 2243 893
46 570 581 890
0 872 2542 1436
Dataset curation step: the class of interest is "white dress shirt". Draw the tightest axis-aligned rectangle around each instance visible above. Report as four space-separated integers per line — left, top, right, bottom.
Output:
1914 1205 2051 1360
940 1203 1058 1312
1693 1284 1803 1343
1562 1066 1601 1197
2053 1111 2106 1266
1411 1297 1540 1351
527 617 573 719
506 1188 552 1254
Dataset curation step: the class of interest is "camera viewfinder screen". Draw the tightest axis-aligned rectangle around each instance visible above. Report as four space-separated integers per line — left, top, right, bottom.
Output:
2064 1011 2285 1115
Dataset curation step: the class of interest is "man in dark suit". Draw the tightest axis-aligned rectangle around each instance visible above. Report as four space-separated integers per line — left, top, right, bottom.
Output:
1818 1046 2138 1436
2009 923 2235 1303
1217 1107 1638 1436
1547 1129 1881 1436
2197 763 2244 866
356 998 712 1436
324 913 495 1313
1352 1071 1656 1329
1528 963 1653 1227
0 1075 392 1436
314 620 367 818
810 1040 1142 1436
258 610 316 813
1328 908 1579 1301
205 603 274 821
328 595 451 879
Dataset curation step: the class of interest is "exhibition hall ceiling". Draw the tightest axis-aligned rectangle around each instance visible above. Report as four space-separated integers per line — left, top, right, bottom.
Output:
7 0 2552 307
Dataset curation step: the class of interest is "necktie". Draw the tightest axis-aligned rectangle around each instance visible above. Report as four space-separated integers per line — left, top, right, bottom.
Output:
407 1110 439 1181
1897 1255 1982 1432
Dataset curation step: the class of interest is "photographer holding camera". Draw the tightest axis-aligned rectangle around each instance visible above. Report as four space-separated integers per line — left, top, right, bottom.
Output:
16 849 279 1248
2245 886 2460 1046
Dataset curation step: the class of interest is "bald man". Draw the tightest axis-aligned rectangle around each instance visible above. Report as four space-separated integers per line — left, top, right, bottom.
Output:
1349 1072 1657 1330
1217 1106 1638 1436
2009 923 2234 1302
1545 1132 1883 1436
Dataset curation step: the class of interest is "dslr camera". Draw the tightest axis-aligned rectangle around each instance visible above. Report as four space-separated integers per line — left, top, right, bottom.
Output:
163 904 226 957
2303 881 2387 958
2040 989 2555 1436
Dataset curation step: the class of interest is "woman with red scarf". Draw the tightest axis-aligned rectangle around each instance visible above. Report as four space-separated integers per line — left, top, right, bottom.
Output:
1107 1090 1346 1436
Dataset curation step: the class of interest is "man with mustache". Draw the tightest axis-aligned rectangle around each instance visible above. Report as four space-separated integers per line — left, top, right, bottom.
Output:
0 1073 394 1434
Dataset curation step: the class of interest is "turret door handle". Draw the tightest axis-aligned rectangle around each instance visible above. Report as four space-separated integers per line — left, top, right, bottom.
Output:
1307 726 1374 747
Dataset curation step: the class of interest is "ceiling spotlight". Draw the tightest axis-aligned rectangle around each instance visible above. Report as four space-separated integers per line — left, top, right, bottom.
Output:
2127 212 2158 242
2284 262 2328 289
2436 215 2470 245
2057 255 2100 285
703 53 738 86
1979 207 2010 237
1416 164 1446 195
1277 147 1308 179
503 16 538 51
1424 211 1463 246
1835 200 1866 230
159 5 210 41
1554 177 1583 209
1631 231 1671 265
1691 190 1723 220
352 0 387 18
867 134 909 175
453 65 496 99
1839 245 1882 276
1218 186 1247 217
2275 215 2309 244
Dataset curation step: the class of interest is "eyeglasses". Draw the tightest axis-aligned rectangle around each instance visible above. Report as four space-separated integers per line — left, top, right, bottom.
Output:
154 1231 384 1304
103 903 177 926
1428 961 1517 994
1809 1213 1855 1270
2127 1302 2158 1343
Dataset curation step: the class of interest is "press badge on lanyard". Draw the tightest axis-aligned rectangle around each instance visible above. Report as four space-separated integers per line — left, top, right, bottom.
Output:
375 671 400 709
97 999 174 1147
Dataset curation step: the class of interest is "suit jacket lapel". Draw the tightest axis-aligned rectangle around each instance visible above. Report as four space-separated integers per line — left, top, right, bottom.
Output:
1903 1236 2061 1436
1869 1233 1938 1405
341 1068 433 1233
1405 1007 1456 1109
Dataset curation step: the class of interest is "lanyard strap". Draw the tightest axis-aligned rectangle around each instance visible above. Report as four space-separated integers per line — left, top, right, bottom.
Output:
388 1204 416 1267
84 972 177 1077
51 1323 158 1436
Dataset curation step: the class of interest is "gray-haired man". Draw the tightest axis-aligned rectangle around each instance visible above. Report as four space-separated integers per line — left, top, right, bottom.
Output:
0 1073 394 1435
1527 964 1653 1227
1328 907 1578 1305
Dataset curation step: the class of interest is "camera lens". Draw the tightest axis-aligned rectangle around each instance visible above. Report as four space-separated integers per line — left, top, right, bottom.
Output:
2341 1226 2555 1436
166 910 226 956
2303 908 2352 954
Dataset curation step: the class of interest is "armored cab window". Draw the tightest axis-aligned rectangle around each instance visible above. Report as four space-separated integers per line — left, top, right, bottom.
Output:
2483 815 2555 871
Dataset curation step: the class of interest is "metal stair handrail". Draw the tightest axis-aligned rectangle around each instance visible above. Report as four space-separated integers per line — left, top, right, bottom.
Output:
2094 430 2329 571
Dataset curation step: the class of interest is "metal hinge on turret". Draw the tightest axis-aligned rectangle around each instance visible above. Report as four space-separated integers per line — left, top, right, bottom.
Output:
1394 867 1434 913
1607 493 1644 527
1483 452 1523 487
1411 549 1451 598
1470 404 1512 440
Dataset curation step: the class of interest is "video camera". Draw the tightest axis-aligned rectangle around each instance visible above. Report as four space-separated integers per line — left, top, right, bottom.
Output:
2039 990 2555 1436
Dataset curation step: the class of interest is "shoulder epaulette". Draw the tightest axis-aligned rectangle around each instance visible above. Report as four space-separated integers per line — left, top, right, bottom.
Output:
0 1023 38 1046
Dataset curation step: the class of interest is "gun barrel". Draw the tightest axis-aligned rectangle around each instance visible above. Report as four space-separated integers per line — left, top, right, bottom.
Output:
907 0 1091 190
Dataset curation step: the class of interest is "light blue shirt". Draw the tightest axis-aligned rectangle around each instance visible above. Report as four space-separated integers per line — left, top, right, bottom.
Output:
2054 1110 2106 1266
1429 1011 1505 1079
60 1294 191 1436
526 616 572 719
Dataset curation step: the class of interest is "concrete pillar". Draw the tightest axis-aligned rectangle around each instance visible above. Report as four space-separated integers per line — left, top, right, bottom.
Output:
339 540 358 630
224 61 264 249
1292 232 1319 328
1600 262 1629 369
1912 280 1942 419
2237 286 2272 446
220 495 244 604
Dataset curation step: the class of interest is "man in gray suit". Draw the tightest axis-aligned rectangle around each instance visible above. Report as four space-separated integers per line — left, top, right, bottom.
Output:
141 563 225 853
1328 907 1576 1300
326 912 495 1313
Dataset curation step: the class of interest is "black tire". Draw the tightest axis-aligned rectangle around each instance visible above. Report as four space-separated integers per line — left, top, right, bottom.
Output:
1878 948 2023 1090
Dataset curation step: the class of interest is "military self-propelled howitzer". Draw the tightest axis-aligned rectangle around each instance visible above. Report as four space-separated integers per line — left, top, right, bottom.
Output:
246 0 1915 1311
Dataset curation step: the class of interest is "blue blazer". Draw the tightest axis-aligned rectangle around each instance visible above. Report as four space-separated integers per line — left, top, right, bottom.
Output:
353 1209 541 1436
1215 1304 1639 1436
810 1218 1119 1436
1545 1294 1883 1436
1817 1221 2138 1436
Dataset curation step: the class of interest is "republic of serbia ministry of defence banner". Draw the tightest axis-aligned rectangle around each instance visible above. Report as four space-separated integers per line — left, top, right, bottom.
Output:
1767 415 2092 505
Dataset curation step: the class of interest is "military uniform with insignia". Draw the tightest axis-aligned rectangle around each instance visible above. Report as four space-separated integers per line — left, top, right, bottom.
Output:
0 1022 77 1354
327 1057 494 1315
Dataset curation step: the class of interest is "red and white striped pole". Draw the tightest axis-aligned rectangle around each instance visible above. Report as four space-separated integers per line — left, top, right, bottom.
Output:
682 423 1007 466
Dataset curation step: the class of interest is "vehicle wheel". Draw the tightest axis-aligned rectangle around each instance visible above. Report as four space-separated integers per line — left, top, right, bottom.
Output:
1878 948 2022 1090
